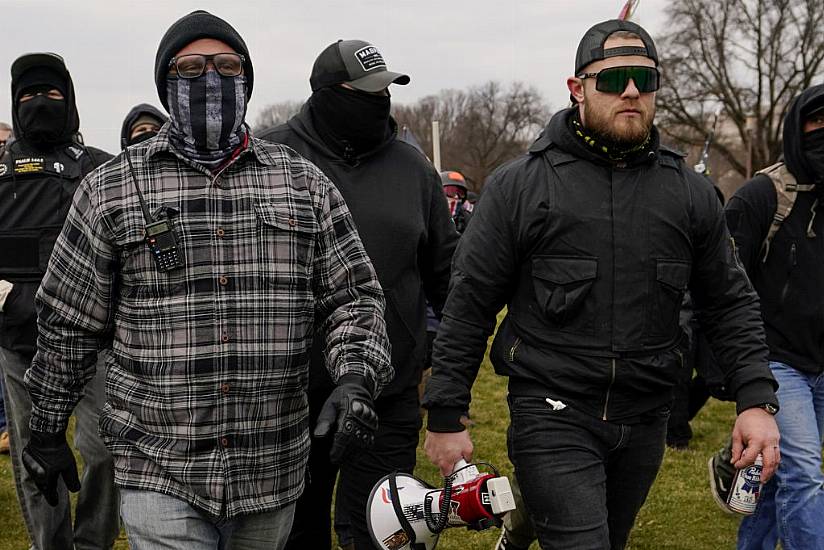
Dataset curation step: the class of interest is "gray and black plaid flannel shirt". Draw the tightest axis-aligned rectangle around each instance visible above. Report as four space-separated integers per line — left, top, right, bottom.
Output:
25 125 393 517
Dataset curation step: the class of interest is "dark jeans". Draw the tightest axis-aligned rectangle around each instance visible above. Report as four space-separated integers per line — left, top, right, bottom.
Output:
285 387 421 550
507 394 668 550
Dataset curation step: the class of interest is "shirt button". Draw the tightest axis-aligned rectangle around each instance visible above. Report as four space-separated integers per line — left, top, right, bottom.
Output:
221 383 230 394
216 227 225 238
221 437 229 448
221 332 230 343
287 218 297 227
218 275 229 286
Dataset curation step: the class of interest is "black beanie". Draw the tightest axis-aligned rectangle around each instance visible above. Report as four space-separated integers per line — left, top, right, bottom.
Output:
154 10 253 111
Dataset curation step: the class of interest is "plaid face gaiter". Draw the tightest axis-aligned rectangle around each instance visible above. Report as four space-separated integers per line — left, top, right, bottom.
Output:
167 71 247 170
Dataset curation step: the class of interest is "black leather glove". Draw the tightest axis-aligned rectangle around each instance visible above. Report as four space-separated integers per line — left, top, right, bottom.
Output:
313 374 379 464
21 430 80 506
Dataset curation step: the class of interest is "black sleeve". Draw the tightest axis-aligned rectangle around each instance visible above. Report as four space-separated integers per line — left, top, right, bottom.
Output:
82 146 114 174
724 175 776 274
419 167 459 316
422 173 520 432
688 175 778 414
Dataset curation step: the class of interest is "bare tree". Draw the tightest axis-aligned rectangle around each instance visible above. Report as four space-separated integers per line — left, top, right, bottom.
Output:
657 0 824 184
252 100 303 132
394 81 550 190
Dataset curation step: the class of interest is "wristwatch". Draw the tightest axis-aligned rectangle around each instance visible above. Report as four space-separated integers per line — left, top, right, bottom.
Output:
756 403 779 415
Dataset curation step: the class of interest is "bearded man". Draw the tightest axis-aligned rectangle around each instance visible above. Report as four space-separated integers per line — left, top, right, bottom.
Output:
422 19 780 549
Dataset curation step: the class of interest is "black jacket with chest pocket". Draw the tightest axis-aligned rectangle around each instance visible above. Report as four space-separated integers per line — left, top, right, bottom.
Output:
725 84 824 375
259 104 458 399
0 65 112 358
424 108 777 430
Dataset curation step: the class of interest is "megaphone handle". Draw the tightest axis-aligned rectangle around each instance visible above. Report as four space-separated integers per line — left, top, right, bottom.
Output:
453 458 468 473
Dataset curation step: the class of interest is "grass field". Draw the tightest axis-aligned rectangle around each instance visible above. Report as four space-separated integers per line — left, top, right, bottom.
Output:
0 350 743 550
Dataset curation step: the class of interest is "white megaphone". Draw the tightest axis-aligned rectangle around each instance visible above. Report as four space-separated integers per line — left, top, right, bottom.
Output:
366 460 516 550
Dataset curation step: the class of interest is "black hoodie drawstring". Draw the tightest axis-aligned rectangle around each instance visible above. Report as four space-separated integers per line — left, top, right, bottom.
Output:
807 198 819 238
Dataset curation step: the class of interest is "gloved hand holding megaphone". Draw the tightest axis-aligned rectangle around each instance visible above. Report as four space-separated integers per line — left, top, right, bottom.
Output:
313 374 379 464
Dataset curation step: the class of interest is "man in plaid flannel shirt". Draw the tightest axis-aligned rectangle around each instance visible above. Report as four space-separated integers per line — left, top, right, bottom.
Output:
21 11 392 549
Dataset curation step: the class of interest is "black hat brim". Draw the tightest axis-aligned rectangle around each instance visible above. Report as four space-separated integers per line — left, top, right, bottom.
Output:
347 71 410 93
11 53 68 83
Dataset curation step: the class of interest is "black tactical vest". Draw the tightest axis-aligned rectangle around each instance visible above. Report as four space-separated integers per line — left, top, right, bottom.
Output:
0 141 91 282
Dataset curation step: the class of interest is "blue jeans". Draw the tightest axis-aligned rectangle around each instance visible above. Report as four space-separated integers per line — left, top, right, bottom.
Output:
120 489 296 550
507 394 668 550
0 346 120 550
738 361 824 550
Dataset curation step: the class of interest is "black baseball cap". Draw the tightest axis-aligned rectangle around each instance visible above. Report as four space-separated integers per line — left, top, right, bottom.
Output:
575 19 658 76
11 53 70 98
310 39 410 93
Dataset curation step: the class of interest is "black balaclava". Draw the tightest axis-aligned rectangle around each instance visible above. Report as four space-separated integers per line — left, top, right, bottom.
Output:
11 63 78 149
309 85 392 157
802 127 824 183
17 86 68 146
166 71 247 169
782 83 824 187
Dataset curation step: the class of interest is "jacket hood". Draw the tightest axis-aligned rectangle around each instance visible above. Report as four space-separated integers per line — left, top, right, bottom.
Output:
530 107 660 166
783 83 824 184
10 52 80 146
120 103 168 149
284 100 397 162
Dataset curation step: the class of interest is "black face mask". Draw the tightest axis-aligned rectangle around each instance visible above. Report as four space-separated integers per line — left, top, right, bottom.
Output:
803 126 824 182
17 95 67 146
128 129 159 146
309 86 391 156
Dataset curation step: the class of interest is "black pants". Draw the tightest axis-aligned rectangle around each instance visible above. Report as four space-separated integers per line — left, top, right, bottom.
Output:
507 394 668 550
285 387 421 550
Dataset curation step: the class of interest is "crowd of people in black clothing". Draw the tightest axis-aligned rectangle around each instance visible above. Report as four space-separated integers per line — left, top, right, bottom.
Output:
1 10 822 550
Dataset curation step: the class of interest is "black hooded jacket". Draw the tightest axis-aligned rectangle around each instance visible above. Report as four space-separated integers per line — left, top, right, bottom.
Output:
423 108 777 430
120 103 167 149
0 58 111 357
259 103 458 399
725 84 824 374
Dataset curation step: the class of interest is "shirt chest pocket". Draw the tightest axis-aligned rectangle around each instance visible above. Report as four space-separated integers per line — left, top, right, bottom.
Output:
254 203 318 289
531 256 598 333
117 206 187 299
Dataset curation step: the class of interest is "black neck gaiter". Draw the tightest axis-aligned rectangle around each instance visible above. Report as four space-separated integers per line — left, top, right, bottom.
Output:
17 96 68 147
167 71 247 170
309 86 392 158
802 127 824 186
569 110 653 164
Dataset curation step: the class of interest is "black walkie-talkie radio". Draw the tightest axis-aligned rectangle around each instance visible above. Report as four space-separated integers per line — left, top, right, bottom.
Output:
144 218 184 271
124 148 184 272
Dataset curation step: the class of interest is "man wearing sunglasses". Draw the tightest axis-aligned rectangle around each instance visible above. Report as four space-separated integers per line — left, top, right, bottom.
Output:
423 19 779 549
22 11 392 550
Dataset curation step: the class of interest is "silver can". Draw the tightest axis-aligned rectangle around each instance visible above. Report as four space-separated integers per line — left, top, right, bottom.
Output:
727 454 763 515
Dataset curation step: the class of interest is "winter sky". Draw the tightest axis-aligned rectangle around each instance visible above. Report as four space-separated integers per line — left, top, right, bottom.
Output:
0 0 670 152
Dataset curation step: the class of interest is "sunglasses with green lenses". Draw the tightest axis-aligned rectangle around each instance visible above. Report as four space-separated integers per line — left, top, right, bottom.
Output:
578 66 660 94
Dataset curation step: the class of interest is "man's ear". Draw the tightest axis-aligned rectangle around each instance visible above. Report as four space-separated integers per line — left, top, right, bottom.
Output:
567 77 585 105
